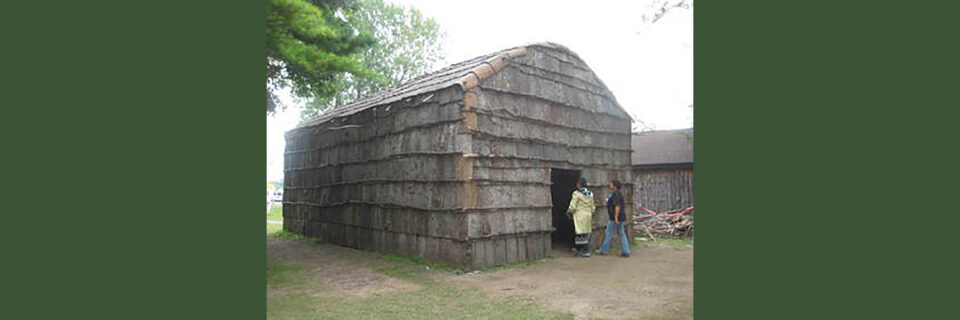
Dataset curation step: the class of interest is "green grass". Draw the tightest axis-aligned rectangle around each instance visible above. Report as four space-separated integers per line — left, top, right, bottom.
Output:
266 263 307 286
635 236 694 247
477 257 551 272
657 237 694 247
267 204 283 221
266 204 283 235
270 230 303 239
264 226 325 244
266 261 573 319
267 223 282 235
379 254 464 277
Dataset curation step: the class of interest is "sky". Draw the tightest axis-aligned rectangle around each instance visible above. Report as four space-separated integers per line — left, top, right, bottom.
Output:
267 0 693 181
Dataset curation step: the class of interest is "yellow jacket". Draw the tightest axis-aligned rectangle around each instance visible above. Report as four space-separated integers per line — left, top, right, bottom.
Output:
567 189 595 234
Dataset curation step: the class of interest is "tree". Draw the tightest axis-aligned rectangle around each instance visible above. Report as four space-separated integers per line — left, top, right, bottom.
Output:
641 0 693 25
633 0 694 134
301 0 444 119
631 112 658 133
266 0 375 114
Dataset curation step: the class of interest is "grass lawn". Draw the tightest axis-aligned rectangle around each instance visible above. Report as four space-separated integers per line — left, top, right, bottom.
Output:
267 242 572 319
267 223 282 235
266 204 283 235
267 204 283 221
265 210 688 319
635 236 694 248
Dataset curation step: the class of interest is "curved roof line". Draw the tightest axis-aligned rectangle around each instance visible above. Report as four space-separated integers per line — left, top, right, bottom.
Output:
296 42 628 130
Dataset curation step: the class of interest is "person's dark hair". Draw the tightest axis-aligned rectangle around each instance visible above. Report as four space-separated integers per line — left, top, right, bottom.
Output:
611 179 622 190
577 177 587 188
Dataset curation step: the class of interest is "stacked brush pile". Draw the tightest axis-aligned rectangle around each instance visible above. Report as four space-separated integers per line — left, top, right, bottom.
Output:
632 207 694 239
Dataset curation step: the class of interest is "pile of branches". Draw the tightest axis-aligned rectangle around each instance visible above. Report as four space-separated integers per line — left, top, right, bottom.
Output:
632 208 694 239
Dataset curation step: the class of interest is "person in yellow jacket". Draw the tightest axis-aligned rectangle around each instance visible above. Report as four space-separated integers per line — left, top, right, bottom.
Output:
567 177 596 257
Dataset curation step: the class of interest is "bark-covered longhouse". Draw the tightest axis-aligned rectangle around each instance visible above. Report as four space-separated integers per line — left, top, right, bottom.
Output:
284 42 634 270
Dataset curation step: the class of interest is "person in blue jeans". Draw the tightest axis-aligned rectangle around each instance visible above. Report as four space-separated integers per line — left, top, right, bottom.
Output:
597 179 631 257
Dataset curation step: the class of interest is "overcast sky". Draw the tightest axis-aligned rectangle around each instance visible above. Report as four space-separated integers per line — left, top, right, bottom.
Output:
267 0 693 181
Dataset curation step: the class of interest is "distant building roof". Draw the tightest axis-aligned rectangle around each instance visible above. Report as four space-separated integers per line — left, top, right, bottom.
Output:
632 129 693 166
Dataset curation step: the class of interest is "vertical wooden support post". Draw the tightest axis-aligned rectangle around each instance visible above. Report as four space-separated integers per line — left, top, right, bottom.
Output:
459 89 478 134
455 155 476 208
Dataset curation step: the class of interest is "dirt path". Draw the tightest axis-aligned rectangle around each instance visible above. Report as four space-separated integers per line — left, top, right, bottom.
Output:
447 246 693 320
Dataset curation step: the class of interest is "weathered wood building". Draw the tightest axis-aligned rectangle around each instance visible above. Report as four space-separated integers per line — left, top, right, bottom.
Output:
283 42 633 270
632 129 694 214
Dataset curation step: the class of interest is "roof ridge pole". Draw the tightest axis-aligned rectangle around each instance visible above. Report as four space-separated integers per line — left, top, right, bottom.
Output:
457 47 528 91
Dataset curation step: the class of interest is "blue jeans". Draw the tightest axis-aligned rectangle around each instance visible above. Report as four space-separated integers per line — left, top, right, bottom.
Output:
599 220 631 255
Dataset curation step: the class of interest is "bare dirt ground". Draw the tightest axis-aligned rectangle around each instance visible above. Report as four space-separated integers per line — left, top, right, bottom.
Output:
268 237 692 319
448 246 693 319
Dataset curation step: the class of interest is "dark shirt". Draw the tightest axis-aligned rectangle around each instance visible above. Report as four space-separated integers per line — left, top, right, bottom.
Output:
607 190 625 222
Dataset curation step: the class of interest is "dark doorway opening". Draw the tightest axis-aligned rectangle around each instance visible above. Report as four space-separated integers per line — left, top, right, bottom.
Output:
551 168 580 248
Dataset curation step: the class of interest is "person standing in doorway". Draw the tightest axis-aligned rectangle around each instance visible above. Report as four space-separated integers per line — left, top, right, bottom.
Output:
597 179 631 257
567 177 596 257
